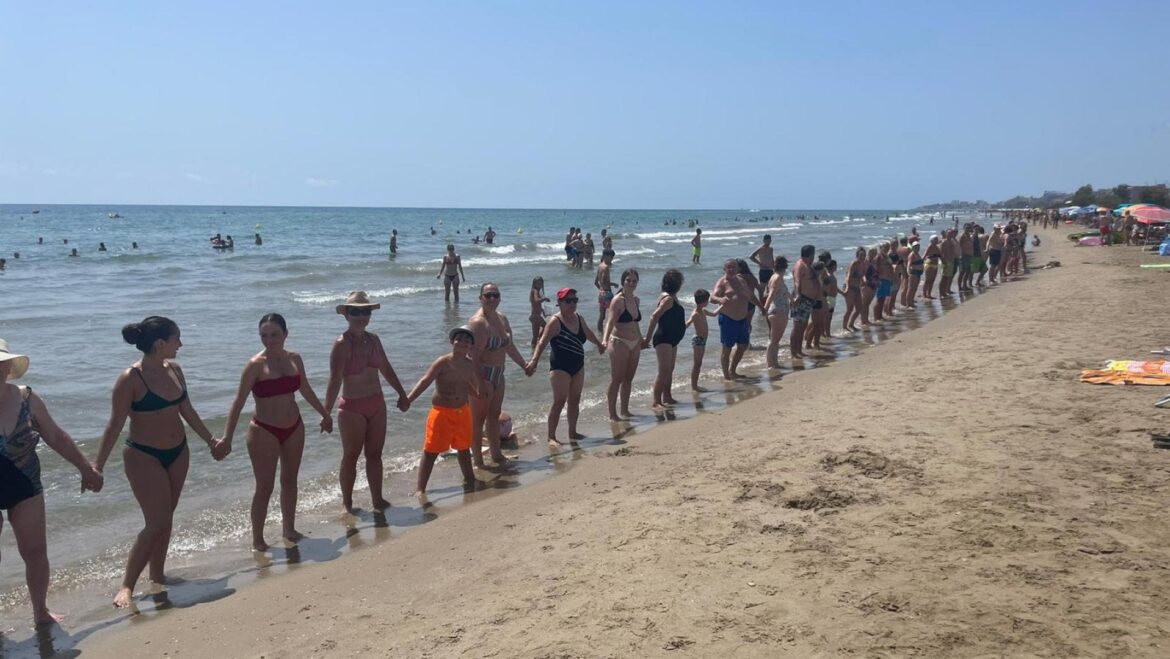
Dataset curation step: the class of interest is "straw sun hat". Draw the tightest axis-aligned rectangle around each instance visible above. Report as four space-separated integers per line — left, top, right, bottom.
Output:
0 339 30 380
335 290 382 315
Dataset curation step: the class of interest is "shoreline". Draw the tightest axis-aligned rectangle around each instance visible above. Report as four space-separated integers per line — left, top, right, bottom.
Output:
9 225 1168 656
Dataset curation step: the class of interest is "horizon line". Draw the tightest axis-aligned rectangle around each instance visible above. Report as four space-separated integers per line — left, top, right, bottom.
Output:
0 202 914 212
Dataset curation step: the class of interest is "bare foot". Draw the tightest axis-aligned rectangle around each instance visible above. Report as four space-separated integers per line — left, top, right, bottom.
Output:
663 397 679 405
619 408 633 418
569 431 586 440
341 500 356 514
33 609 64 625
372 498 392 511
548 437 564 447
608 414 623 422
252 539 270 552
149 574 184 586
113 587 134 609
283 529 305 543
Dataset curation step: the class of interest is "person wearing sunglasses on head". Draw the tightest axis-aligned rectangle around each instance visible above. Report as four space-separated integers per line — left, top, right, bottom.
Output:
323 291 409 513
468 283 529 467
525 288 605 445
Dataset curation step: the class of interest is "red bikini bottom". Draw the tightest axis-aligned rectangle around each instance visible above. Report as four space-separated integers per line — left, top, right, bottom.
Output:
251 415 303 444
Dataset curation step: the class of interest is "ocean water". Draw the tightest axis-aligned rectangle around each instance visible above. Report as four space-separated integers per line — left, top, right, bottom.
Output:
0 204 964 641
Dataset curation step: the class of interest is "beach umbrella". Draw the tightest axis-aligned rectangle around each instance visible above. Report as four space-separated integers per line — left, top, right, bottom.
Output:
1112 203 1134 217
1130 206 1170 222
1075 205 1099 215
1060 206 1080 216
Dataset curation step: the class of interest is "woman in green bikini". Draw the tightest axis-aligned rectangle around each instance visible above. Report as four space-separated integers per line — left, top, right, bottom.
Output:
95 316 226 609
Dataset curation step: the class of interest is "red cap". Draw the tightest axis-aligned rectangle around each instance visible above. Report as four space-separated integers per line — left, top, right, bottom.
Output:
556 288 577 301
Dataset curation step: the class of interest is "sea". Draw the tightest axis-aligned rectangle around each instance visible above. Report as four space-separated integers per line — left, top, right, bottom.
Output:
0 204 980 651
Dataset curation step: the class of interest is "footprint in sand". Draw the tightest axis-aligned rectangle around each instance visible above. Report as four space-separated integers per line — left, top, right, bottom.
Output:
784 487 856 511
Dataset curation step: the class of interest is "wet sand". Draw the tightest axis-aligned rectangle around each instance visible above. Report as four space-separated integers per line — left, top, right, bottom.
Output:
55 228 1170 656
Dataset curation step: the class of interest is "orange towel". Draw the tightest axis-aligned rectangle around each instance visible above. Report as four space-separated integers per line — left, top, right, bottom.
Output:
1080 370 1170 386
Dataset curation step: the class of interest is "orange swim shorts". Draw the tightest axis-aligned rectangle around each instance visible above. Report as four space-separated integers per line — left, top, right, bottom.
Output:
424 404 473 454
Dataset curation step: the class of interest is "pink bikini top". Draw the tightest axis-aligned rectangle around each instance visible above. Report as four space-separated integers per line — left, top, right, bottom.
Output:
345 338 382 375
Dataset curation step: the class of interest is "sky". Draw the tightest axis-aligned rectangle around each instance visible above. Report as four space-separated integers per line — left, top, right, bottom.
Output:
1 1 1167 209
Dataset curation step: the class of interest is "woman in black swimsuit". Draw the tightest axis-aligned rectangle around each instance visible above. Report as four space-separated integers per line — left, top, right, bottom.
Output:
95 316 226 609
643 269 686 410
526 288 604 445
1 339 102 625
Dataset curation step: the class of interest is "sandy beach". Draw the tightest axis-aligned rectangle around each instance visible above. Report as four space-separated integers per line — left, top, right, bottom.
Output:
59 227 1170 657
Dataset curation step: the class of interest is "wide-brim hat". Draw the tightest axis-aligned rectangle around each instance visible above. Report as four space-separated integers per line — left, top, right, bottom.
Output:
335 290 382 315
0 339 30 380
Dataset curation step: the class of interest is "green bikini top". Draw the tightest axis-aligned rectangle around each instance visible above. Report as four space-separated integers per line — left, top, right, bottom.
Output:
129 367 188 412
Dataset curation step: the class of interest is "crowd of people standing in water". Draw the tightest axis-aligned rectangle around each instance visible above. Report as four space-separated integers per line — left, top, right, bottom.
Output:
0 216 1038 624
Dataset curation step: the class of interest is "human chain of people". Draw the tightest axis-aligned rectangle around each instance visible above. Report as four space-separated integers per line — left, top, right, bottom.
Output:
1 212 1042 624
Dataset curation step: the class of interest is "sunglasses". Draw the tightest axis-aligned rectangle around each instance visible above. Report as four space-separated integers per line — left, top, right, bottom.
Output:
347 308 373 317
482 292 500 299
560 298 579 304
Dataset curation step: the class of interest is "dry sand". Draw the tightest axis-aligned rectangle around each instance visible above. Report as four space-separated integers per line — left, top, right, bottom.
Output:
73 227 1170 657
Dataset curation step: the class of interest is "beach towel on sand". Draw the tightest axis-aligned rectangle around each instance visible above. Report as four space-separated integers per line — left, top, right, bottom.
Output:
1081 360 1170 385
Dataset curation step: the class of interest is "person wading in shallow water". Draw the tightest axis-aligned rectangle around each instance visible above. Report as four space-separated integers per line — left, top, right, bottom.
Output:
323 292 409 514
1 339 103 624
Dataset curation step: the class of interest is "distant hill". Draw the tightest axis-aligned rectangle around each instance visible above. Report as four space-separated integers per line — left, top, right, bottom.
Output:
912 191 1068 212
913 183 1168 212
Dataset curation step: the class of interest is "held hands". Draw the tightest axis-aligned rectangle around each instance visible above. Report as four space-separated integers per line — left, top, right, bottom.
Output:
210 438 232 461
396 396 410 413
319 414 334 434
80 463 104 493
641 337 651 350
523 360 537 377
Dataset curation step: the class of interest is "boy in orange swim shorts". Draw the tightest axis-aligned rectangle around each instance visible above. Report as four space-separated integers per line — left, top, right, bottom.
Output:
405 326 482 495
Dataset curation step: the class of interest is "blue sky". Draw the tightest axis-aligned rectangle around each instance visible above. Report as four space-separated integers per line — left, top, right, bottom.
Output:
2 1 1167 209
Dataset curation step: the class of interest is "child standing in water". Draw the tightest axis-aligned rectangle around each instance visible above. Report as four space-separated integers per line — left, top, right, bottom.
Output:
528 277 549 346
686 289 718 391
406 326 481 495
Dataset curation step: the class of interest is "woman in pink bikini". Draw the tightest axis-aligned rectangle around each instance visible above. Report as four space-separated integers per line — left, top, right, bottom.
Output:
222 313 332 550
324 292 409 513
